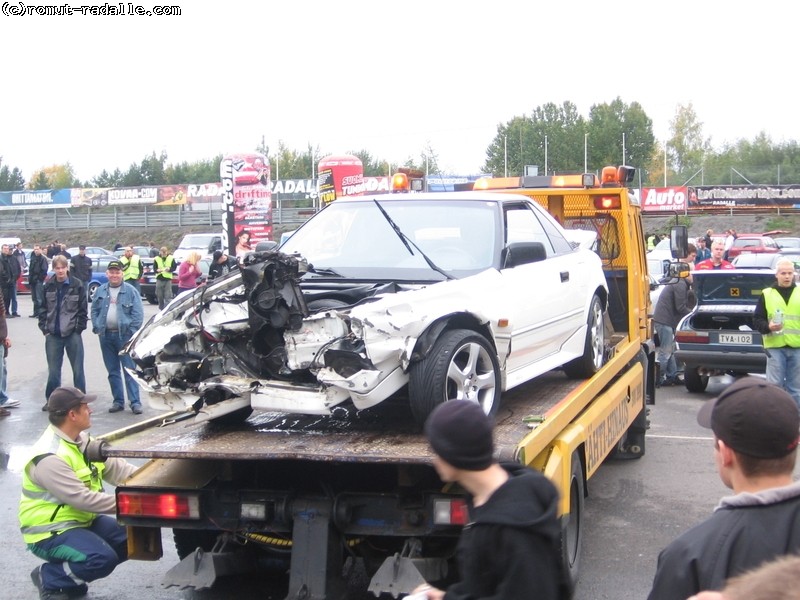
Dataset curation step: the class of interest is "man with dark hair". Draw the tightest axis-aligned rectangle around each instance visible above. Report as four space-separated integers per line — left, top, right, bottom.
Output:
28 244 49 317
69 246 93 295
39 255 88 410
1 242 21 316
411 401 570 600
153 246 176 310
20 387 138 599
208 249 238 280
648 377 800 600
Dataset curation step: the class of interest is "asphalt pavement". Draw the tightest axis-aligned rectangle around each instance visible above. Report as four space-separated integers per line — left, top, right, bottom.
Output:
1 294 795 599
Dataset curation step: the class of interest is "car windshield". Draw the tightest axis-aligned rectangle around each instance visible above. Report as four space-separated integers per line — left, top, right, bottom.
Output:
693 272 777 304
181 235 216 249
280 199 499 279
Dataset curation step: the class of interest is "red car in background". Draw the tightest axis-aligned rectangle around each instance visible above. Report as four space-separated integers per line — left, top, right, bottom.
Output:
725 232 784 260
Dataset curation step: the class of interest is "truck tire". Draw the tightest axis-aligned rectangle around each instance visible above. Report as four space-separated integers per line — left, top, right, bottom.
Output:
563 295 605 379
560 451 585 589
174 529 219 560
683 367 709 393
408 329 501 426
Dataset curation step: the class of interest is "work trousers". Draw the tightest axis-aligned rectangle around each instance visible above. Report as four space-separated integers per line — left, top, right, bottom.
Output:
29 515 128 594
156 277 173 310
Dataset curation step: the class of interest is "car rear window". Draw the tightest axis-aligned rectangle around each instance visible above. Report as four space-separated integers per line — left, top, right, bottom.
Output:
694 273 777 303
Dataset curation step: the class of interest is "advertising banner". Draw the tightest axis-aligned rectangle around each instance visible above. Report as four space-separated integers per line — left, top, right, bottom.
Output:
0 188 72 209
641 187 688 213
220 152 272 257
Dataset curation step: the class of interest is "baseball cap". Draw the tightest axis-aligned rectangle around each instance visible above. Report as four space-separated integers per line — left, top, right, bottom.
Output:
79 245 86 250
697 377 800 458
106 260 123 270
424 400 495 470
47 386 96 413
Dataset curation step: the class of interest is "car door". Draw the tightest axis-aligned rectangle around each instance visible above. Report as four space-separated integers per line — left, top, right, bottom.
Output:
499 202 586 379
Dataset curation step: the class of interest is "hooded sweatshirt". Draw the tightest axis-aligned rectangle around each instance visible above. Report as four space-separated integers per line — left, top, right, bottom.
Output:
444 462 570 600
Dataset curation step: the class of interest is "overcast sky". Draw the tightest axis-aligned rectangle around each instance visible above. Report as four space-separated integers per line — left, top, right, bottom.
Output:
1 0 795 183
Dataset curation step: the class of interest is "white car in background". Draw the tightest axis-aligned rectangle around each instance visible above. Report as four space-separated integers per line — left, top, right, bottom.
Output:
125 192 610 425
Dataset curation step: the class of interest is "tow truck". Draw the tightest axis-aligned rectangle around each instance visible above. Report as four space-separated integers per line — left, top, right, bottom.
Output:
91 165 657 599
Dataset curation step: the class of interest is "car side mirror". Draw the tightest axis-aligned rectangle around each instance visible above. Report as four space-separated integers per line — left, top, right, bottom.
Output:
503 242 546 268
667 261 691 279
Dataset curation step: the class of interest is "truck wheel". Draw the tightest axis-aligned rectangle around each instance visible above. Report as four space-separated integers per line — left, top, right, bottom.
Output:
174 529 219 560
408 329 501 426
684 367 709 393
561 451 585 588
563 295 605 379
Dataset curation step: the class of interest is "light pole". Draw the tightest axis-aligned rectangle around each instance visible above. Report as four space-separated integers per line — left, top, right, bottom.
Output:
544 135 548 175
584 133 588 173
504 135 508 177
663 140 667 187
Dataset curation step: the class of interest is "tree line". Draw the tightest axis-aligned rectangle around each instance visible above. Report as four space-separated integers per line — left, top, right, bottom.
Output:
4 98 800 192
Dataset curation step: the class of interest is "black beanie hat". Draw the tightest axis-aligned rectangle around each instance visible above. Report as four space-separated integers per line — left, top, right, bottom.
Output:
424 400 495 470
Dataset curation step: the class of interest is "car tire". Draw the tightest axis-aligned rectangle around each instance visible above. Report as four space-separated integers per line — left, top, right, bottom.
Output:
408 328 501 426
560 451 585 589
88 282 100 302
563 295 605 379
683 367 709 393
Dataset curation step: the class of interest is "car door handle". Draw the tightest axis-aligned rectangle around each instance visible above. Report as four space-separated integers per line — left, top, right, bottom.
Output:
560 271 569 282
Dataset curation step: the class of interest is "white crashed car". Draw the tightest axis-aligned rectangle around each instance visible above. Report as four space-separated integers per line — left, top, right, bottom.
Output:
125 192 609 425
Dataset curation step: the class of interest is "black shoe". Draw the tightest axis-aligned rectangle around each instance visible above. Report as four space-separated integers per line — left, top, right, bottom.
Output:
29 314 38 318
131 404 143 414
11 313 19 317
108 404 124 413
30 565 83 600
42 402 49 411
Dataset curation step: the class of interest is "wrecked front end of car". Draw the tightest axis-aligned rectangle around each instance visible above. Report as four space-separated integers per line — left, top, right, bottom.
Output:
125 250 415 422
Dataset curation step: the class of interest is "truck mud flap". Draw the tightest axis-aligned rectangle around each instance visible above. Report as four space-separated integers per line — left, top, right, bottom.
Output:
368 539 448 598
162 543 255 590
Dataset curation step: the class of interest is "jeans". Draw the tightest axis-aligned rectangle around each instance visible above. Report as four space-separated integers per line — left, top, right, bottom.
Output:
0 353 8 404
654 322 678 382
765 346 800 408
30 515 127 593
45 332 86 401
99 332 140 408
30 279 44 315
7 279 17 314
125 279 141 295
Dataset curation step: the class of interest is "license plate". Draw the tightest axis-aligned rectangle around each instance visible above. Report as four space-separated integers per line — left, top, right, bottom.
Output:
719 333 752 344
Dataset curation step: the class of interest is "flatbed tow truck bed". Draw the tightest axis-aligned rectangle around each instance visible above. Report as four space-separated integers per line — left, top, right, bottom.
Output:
100 370 584 464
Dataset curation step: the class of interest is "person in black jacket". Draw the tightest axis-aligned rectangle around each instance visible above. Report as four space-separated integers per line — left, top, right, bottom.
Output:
38 255 88 410
208 250 238 280
648 377 800 600
0 243 21 316
69 246 93 297
411 401 570 600
28 244 49 317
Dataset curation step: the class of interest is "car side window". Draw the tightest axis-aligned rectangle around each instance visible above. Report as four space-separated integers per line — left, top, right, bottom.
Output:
505 205 555 257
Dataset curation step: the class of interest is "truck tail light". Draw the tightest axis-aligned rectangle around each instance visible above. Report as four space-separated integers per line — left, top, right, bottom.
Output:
675 331 710 344
433 498 468 525
118 491 201 520
594 195 620 210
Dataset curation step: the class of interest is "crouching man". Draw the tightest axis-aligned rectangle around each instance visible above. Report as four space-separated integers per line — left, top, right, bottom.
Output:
19 387 138 600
